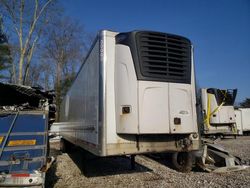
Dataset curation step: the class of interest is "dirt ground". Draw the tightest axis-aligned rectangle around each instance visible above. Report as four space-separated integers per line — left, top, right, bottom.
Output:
45 136 250 188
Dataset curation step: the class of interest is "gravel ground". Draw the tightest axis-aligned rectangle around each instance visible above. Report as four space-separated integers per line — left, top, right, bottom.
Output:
46 136 250 188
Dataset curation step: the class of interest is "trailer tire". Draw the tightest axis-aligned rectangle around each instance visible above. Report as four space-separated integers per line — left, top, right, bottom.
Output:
171 152 193 173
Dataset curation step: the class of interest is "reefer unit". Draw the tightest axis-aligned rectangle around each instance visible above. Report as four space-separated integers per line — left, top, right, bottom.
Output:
201 88 237 135
59 30 199 157
235 108 250 135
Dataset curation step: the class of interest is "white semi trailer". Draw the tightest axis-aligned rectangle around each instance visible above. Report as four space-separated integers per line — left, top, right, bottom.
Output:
201 88 237 136
235 108 250 135
59 30 200 172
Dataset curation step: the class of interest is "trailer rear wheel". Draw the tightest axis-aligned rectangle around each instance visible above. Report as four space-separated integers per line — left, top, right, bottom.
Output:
171 152 193 172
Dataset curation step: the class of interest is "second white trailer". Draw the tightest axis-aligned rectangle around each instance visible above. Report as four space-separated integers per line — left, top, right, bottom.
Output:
201 88 237 136
235 108 250 135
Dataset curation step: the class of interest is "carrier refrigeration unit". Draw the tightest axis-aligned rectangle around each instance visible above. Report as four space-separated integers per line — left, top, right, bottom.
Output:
59 30 200 172
201 88 237 136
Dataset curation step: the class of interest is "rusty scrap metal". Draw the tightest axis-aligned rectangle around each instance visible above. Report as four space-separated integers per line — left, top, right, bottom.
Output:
196 140 249 173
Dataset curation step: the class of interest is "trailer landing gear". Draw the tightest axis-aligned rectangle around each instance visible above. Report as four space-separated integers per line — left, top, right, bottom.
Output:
130 155 136 170
60 138 72 153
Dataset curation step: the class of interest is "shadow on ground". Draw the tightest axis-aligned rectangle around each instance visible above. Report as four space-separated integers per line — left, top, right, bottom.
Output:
145 153 173 169
45 141 61 188
68 147 153 177
146 153 204 173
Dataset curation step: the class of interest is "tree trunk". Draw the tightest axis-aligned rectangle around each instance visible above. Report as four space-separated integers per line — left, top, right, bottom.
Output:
56 62 62 122
18 53 24 85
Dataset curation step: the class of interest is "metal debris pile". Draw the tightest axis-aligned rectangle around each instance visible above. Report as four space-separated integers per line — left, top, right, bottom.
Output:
0 82 56 126
196 139 249 173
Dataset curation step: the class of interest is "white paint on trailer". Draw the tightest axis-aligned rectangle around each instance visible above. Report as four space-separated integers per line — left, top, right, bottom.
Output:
169 83 197 133
235 108 250 133
115 45 138 134
235 110 243 135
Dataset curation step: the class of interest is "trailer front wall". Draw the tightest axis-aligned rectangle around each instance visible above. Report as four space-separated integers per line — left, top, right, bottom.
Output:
103 31 199 155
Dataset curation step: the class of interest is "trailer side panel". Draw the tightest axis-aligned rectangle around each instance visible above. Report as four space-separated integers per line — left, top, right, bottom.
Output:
60 39 100 153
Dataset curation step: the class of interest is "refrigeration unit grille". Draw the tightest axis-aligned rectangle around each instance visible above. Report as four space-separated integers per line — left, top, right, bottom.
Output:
136 32 191 83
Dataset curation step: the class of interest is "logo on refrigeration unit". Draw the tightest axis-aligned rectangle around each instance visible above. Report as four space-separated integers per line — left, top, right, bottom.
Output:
179 110 189 115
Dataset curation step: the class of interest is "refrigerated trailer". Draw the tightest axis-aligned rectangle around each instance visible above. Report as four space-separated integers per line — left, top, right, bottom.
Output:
59 30 200 172
235 108 250 135
201 88 237 136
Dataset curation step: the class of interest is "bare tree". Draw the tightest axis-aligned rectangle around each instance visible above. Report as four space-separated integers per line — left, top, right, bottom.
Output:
0 0 58 84
0 15 12 80
240 98 250 108
42 16 90 121
24 60 54 90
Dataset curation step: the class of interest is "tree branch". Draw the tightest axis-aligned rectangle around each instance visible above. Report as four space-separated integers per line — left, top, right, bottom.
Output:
19 0 24 51
22 0 53 62
23 35 39 84
1 0 20 37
